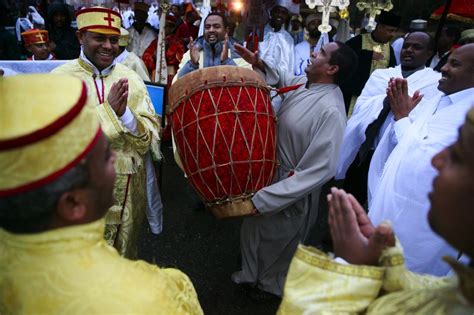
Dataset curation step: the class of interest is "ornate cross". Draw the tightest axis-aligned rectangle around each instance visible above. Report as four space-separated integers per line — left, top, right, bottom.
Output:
305 0 350 33
356 0 393 32
103 12 115 27
35 33 45 43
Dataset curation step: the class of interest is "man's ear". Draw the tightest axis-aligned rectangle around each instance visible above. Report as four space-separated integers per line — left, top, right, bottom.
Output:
56 190 87 223
76 31 84 45
25 45 33 53
327 64 339 76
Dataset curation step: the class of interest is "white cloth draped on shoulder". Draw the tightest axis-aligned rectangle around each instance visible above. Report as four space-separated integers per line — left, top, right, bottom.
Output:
335 66 441 180
368 88 474 276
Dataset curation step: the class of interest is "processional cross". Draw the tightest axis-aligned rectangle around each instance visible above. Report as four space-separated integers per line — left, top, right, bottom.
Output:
356 0 393 32
305 0 350 33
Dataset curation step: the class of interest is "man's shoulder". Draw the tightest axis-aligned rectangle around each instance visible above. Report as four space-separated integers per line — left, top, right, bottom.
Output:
295 41 309 50
371 66 400 79
51 59 80 73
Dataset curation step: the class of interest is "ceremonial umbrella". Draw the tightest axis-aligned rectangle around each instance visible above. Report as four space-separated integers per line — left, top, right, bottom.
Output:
431 0 474 24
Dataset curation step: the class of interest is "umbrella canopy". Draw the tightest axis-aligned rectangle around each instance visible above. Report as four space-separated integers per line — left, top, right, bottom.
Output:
431 0 474 24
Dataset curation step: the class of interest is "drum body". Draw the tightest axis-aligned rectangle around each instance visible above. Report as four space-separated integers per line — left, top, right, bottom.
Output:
168 66 277 218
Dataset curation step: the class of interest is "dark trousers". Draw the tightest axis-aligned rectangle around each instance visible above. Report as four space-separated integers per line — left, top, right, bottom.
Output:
342 149 374 207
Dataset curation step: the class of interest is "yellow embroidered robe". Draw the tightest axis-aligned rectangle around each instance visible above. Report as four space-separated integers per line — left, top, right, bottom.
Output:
278 244 474 314
52 60 161 258
0 219 203 314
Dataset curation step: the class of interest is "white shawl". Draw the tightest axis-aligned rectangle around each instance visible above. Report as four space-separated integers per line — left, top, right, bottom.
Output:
368 88 474 276
335 66 441 180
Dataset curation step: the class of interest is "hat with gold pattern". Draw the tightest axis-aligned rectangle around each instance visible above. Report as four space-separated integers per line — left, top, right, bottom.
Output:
119 27 129 47
21 29 49 46
0 74 101 197
76 7 121 35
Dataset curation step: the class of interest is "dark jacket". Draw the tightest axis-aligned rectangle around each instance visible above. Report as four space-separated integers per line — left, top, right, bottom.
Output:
178 36 241 78
341 34 396 111
47 3 80 60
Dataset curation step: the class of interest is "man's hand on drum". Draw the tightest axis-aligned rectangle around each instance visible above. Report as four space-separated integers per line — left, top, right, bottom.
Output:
220 33 229 62
233 43 264 72
108 78 128 117
189 37 201 66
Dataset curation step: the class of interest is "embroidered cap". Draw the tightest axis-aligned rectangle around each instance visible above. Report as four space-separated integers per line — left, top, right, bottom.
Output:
0 74 101 197
76 7 122 35
21 29 49 46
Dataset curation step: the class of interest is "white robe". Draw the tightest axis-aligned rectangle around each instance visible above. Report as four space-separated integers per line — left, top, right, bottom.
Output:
391 36 405 65
232 63 346 296
259 24 295 77
127 25 157 58
259 25 295 112
368 87 474 276
335 66 441 180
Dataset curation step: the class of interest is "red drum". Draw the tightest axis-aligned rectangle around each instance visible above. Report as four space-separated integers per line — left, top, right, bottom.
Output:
168 66 277 218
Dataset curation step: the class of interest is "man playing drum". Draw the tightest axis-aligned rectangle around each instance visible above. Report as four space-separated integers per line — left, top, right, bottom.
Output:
232 42 358 299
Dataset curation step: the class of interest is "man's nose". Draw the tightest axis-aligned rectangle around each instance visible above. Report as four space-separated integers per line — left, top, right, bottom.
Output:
102 39 112 49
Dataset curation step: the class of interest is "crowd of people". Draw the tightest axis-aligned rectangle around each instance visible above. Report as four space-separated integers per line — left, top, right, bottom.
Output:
1 0 474 314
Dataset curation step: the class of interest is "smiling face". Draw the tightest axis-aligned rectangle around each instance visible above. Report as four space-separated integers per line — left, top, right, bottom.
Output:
438 44 474 95
77 31 119 70
269 6 289 31
428 116 474 258
400 32 433 70
204 14 226 45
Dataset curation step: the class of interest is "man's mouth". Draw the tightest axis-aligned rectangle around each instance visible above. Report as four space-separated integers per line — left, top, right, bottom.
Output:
98 51 113 58
439 74 449 83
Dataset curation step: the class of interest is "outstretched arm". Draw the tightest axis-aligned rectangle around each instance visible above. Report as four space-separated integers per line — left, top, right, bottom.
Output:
233 43 265 72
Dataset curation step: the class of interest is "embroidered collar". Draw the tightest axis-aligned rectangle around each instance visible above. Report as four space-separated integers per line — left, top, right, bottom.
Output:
78 48 116 77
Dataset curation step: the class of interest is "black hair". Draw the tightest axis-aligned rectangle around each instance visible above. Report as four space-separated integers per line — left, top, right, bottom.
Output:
0 157 90 234
406 31 435 51
329 41 358 85
203 12 228 28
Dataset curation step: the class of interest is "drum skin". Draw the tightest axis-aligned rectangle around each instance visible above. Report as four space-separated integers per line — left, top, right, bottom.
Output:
168 66 277 218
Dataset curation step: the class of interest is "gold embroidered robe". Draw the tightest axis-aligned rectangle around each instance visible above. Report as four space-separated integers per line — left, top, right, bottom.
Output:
0 219 203 314
52 60 161 258
278 244 474 314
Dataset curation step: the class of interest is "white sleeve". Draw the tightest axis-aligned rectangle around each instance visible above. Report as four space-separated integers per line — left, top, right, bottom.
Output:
119 106 138 135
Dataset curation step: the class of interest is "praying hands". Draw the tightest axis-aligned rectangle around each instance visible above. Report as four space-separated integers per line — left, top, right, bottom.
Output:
328 187 395 265
386 77 423 121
